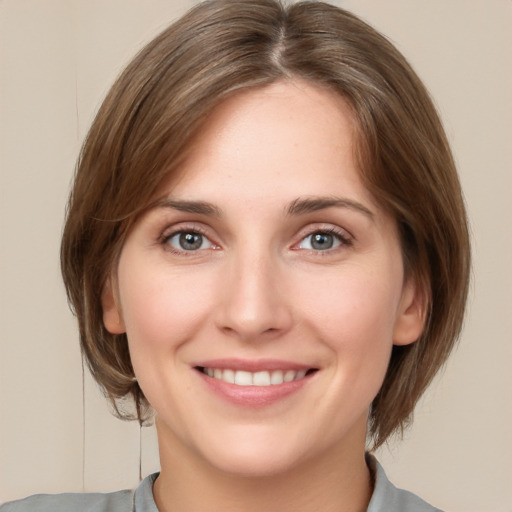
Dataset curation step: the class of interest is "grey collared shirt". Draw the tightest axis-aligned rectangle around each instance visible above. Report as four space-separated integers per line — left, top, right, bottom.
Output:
1 458 442 511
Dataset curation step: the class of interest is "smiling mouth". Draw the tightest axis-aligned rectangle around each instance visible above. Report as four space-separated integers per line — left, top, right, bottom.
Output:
196 367 317 386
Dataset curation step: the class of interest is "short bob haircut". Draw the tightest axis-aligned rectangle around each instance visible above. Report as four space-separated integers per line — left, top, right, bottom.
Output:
61 0 470 449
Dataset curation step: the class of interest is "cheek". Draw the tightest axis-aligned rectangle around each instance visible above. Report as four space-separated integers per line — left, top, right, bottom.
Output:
297 264 402 373
117 260 216 358
303 270 399 334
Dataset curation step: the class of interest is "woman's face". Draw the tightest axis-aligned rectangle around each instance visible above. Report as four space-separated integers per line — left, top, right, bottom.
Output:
103 80 423 477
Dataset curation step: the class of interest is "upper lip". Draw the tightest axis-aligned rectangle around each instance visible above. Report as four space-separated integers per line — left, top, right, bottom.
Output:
192 358 316 372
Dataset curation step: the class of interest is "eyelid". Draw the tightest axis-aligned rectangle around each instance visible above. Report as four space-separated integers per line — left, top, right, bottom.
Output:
157 220 353 256
159 223 209 243
292 224 354 251
159 223 219 254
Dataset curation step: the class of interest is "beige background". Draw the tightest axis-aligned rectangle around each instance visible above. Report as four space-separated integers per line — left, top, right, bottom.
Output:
0 1 511 510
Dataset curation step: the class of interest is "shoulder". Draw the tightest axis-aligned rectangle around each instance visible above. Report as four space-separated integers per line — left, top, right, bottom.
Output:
367 455 444 512
1 473 159 512
0 490 133 512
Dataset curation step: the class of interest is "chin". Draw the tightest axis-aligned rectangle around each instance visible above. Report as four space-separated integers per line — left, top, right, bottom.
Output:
206 447 306 478
196 425 324 478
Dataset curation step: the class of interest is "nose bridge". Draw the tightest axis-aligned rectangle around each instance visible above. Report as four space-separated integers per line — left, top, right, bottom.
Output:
217 242 291 339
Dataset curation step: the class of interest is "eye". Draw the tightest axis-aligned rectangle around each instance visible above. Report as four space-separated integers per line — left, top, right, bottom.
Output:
165 230 214 252
298 230 349 251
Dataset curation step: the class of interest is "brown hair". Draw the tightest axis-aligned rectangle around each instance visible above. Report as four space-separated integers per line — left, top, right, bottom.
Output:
61 0 470 448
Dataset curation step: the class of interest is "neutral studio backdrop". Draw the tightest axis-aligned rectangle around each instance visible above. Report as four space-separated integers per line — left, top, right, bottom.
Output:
0 1 511 510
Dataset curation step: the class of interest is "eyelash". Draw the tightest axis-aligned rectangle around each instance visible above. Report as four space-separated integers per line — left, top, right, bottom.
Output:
160 226 214 256
159 225 353 256
296 227 353 253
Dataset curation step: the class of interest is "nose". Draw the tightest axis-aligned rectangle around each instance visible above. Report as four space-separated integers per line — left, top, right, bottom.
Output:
215 248 293 341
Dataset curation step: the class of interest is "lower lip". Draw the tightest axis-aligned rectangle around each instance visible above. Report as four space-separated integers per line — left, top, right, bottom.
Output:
196 370 311 407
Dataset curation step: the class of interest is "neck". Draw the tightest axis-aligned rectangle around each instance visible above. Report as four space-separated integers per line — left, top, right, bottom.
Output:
153 418 372 512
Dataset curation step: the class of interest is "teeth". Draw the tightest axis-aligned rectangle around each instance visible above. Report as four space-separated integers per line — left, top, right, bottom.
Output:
283 370 296 382
295 369 307 379
234 370 253 386
253 371 270 386
223 369 235 384
201 368 310 386
270 370 284 385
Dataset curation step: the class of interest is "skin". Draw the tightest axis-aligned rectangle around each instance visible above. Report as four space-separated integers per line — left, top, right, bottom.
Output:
102 80 425 512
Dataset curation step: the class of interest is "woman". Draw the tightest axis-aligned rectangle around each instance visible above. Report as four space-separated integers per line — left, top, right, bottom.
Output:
1 0 470 510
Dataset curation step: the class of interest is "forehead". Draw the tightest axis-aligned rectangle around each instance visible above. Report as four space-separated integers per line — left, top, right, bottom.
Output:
157 80 376 211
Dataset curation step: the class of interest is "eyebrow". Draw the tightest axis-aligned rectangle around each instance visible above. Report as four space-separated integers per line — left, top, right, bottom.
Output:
286 196 374 219
152 195 374 219
153 198 223 217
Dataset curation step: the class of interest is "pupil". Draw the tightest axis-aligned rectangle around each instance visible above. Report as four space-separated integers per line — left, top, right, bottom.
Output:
180 232 202 250
312 233 333 250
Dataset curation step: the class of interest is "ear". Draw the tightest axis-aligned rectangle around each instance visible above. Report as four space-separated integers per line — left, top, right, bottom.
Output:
101 277 126 334
393 275 428 346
